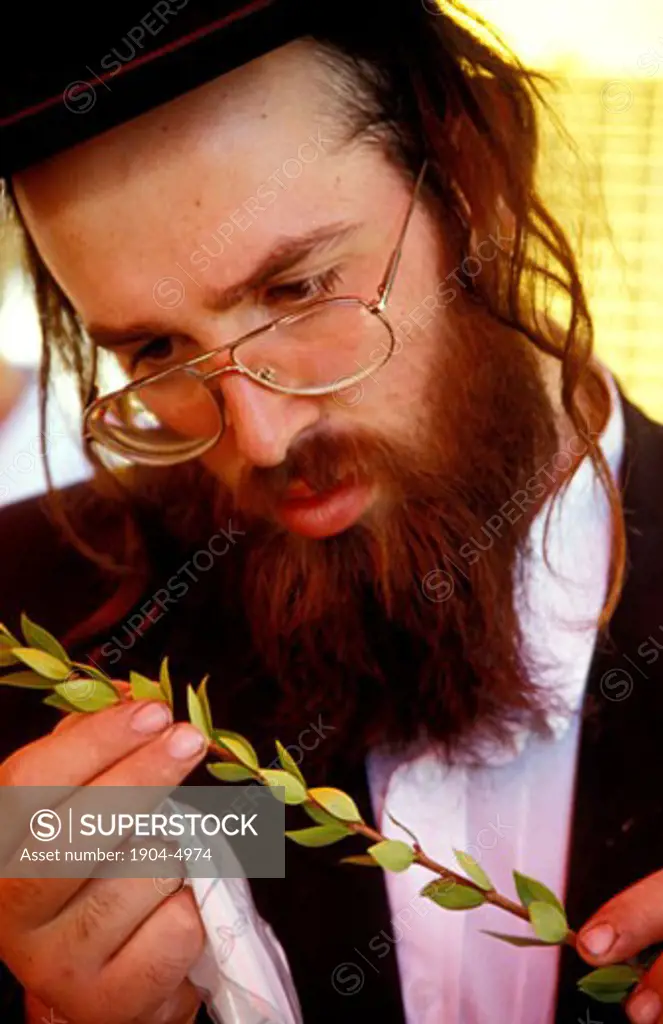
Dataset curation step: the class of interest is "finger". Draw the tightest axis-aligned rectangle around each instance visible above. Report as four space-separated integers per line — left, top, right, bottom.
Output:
625 969 663 1024
1 698 174 789
0 722 207 929
648 955 663 1000
102 888 206 1018
25 991 68 1023
577 870 663 964
0 698 173 861
36 869 179 968
141 981 201 1024
25 979 201 1024
51 711 85 733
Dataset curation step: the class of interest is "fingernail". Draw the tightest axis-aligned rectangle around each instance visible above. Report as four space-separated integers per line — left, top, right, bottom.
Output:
579 922 617 957
629 988 662 1024
131 701 173 734
167 724 207 760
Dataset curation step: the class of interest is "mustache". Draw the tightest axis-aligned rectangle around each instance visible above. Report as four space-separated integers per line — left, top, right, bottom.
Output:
232 427 422 516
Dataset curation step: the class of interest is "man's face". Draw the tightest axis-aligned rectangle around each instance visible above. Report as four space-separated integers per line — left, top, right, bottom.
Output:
13 39 449 541
13 38 560 757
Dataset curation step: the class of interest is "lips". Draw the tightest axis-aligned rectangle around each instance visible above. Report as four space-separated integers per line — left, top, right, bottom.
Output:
275 477 374 539
282 479 318 500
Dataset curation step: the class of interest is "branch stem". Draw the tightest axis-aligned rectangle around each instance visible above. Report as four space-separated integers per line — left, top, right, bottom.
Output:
343 818 578 949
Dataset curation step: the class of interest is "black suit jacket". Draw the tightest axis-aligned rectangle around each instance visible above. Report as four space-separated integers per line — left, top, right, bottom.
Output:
0 396 662 1023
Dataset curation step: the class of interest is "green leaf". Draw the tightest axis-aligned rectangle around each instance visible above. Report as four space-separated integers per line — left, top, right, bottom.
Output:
340 854 381 867
285 824 349 847
130 671 166 702
275 739 306 787
54 679 119 712
307 787 363 823
20 614 71 665
453 849 494 891
59 674 116 702
0 624 20 646
75 663 113 684
577 965 640 1004
43 692 80 713
159 657 174 708
207 762 256 782
196 675 214 735
260 769 308 805
302 802 340 827
421 879 486 910
367 839 415 873
0 641 19 666
0 669 57 689
528 901 568 944
482 930 553 948
12 648 72 680
513 870 565 915
187 684 212 739
213 729 259 770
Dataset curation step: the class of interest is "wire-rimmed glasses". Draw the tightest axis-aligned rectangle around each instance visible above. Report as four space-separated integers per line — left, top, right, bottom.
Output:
83 160 428 466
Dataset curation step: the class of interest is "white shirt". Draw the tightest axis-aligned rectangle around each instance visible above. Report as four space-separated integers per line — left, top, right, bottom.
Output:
189 373 625 1024
366 374 624 1024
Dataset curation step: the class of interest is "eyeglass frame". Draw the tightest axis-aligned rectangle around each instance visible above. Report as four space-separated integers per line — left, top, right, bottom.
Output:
82 158 429 463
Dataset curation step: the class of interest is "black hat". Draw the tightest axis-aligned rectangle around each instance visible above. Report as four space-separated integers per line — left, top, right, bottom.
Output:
0 0 322 179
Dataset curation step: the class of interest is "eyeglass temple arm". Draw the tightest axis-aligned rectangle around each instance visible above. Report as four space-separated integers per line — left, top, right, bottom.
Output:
375 159 429 311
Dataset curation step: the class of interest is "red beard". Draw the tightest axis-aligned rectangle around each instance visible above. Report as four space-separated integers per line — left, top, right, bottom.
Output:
133 314 562 772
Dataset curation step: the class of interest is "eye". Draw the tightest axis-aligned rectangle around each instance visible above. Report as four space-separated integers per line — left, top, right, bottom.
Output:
129 337 179 373
262 267 342 307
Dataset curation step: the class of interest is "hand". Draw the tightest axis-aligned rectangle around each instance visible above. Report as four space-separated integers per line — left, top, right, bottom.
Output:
0 697 210 1024
578 870 663 1024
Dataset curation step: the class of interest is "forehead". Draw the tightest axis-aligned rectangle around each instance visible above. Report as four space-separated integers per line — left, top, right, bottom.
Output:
12 40 374 326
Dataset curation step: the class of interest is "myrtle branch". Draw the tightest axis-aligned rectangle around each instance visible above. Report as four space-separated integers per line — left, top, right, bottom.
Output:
0 615 647 1006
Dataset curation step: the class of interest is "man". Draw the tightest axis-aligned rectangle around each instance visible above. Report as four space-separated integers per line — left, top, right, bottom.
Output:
0 2 662 1023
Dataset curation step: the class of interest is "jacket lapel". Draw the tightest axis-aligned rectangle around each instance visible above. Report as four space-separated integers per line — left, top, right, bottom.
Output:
247 753 407 1023
556 398 663 1021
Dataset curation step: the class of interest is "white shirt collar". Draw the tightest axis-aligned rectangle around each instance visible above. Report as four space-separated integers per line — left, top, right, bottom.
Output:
477 369 625 765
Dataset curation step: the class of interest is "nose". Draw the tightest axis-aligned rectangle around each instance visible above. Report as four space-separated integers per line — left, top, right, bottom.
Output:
219 372 321 467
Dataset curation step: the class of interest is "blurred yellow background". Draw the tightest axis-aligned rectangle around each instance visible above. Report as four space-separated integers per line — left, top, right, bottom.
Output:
469 0 663 420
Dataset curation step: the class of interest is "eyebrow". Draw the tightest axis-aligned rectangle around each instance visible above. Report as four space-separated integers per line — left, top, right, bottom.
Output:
85 222 359 349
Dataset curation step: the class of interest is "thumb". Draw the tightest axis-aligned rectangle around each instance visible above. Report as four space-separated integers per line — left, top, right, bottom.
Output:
577 869 663 965
147 980 201 1024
